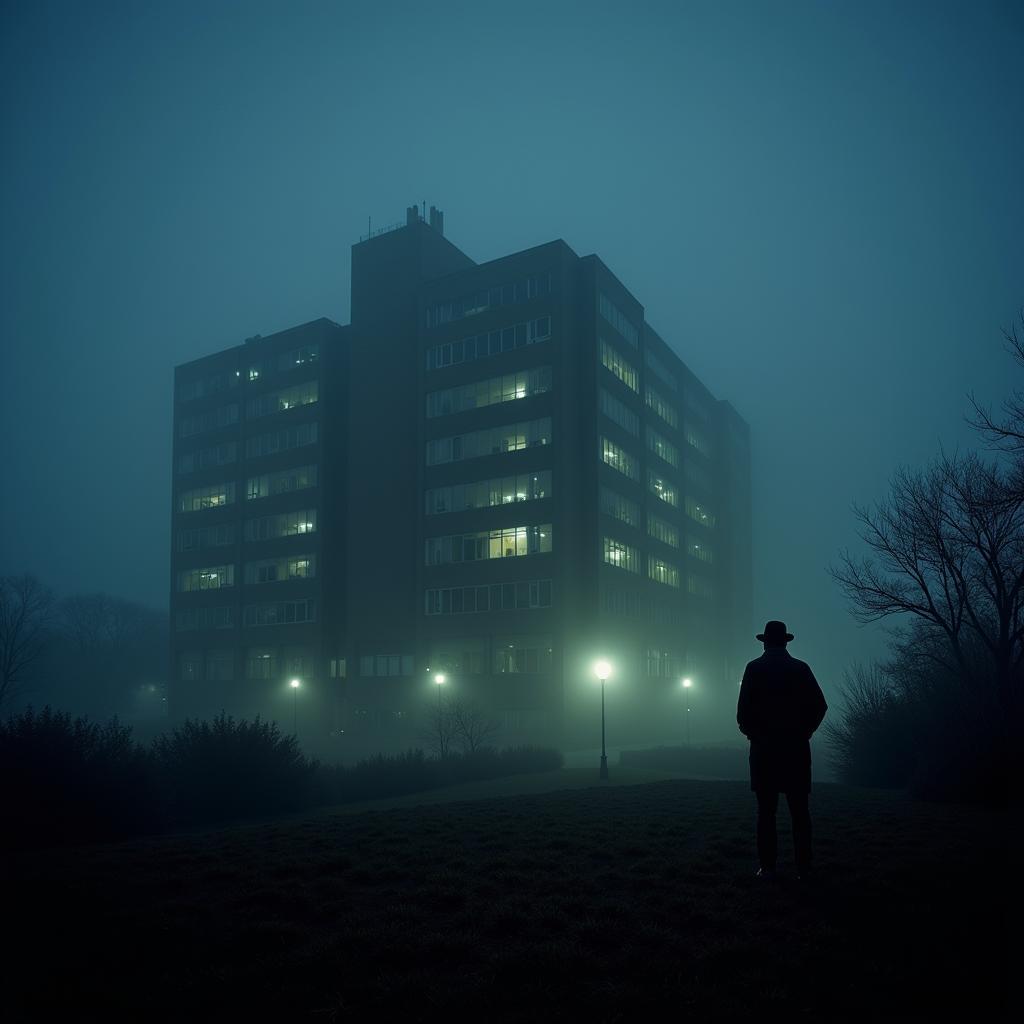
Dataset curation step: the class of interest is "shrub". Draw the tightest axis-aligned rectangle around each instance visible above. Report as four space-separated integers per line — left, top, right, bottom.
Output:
906 687 1010 805
824 663 917 788
152 713 316 826
0 706 156 847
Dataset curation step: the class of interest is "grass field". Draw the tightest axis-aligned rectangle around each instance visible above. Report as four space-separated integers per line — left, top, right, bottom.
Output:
5 774 1007 1021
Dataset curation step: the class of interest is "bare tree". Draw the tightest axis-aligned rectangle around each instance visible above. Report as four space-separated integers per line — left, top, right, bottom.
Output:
969 310 1024 459
61 593 150 652
0 575 55 709
450 699 500 754
422 694 457 758
831 451 1023 711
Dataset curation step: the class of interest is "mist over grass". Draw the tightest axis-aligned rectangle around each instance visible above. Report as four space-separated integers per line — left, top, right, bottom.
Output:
5 780 1006 1019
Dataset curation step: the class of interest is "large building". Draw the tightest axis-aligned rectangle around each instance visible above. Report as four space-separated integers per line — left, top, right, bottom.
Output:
170 206 752 756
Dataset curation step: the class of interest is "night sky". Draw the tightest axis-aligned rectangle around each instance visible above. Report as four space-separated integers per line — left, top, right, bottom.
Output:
2 0 1021 700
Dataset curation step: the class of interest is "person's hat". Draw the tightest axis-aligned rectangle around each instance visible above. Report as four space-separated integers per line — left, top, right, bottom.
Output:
756 620 794 643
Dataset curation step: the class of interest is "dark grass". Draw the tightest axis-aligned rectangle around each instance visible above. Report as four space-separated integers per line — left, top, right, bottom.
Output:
4 780 1007 1021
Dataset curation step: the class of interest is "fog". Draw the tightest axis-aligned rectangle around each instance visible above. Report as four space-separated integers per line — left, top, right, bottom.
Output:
1 7 1015 1019
2 0 1022 710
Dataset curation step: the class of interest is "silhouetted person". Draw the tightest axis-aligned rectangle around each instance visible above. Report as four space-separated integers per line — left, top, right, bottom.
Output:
737 620 827 880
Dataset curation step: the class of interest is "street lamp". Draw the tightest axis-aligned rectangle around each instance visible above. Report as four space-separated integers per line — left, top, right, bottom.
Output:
290 678 300 736
434 672 446 712
681 677 693 746
593 659 612 780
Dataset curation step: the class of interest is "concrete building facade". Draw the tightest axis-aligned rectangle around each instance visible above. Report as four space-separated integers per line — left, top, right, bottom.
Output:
170 207 751 755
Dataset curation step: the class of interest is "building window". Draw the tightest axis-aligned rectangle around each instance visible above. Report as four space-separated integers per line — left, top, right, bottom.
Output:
602 589 642 618
244 555 316 584
426 366 552 418
687 536 714 564
425 470 551 515
603 537 640 573
685 425 711 457
177 565 235 592
644 349 678 391
599 388 640 436
600 487 640 528
599 339 639 392
425 525 553 565
649 471 679 508
424 579 553 615
177 370 238 403
493 636 554 674
598 292 639 347
178 442 237 476
179 650 203 681
358 654 414 677
425 417 551 466
243 509 317 542
245 381 318 419
646 427 679 469
246 648 276 679
645 647 681 678
177 524 236 551
246 464 318 501
647 515 680 548
425 316 552 370
175 606 234 631
645 386 678 429
282 646 318 679
179 403 239 438
328 657 348 678
685 496 715 527
425 273 552 328
427 639 487 675
243 599 316 627
687 575 714 599
177 482 236 513
277 345 319 370
600 437 639 481
245 422 318 459
648 556 681 588
204 649 235 680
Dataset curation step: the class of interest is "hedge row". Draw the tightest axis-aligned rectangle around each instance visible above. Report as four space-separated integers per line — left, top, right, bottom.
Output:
1 707 563 848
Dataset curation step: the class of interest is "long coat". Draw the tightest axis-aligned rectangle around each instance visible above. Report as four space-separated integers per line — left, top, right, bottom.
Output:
736 648 828 793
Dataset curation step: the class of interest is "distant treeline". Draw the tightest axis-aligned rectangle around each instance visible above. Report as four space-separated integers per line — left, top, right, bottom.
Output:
1 708 563 849
0 579 168 723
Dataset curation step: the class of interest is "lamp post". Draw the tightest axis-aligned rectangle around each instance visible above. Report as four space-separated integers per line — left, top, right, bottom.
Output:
433 673 447 757
593 659 612 780
681 677 693 746
290 678 301 737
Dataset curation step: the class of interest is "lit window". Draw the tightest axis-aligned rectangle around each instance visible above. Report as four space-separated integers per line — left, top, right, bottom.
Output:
602 537 639 573
600 437 639 480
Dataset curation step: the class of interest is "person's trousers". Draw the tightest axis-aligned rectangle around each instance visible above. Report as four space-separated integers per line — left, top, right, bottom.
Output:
755 790 812 872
